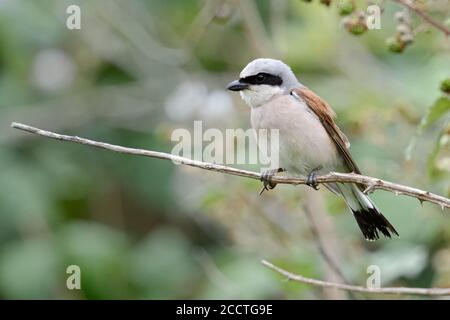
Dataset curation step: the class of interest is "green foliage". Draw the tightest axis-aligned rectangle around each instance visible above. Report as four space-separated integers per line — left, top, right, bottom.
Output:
342 13 368 36
58 222 129 299
427 124 450 180
348 23 367 35
440 78 450 94
128 228 199 299
386 36 405 53
419 97 450 132
338 0 355 16
406 97 450 161
0 239 60 299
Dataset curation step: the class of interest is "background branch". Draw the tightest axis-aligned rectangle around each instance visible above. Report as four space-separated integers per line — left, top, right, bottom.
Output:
304 207 348 284
262 260 450 296
302 190 353 299
392 0 450 36
10 122 450 209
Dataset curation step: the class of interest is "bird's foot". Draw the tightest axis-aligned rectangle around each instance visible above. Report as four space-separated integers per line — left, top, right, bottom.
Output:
306 166 323 190
259 168 284 196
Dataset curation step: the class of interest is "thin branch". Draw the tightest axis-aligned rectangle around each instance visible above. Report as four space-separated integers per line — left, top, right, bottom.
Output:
303 203 350 285
392 0 450 37
261 260 450 296
185 0 225 51
302 195 355 299
10 122 450 209
238 0 277 57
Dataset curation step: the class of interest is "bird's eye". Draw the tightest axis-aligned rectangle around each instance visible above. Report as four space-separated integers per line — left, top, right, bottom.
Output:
256 74 265 82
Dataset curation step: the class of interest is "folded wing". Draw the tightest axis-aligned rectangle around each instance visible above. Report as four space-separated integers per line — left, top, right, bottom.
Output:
291 87 361 175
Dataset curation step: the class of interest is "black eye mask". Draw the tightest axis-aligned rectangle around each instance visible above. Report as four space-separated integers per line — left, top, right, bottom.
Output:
239 72 283 86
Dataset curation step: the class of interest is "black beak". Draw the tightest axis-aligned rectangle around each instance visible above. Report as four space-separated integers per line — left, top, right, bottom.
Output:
227 79 249 91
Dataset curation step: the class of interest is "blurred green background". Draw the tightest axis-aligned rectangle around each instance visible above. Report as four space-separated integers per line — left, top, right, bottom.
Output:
1 0 449 299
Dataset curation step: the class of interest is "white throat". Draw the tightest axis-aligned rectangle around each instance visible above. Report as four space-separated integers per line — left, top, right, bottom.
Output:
239 85 284 108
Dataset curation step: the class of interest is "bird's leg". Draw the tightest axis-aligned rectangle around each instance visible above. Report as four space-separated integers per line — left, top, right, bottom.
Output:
259 168 285 196
306 165 323 190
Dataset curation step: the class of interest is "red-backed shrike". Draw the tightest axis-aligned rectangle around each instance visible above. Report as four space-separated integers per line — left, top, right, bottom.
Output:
227 58 398 241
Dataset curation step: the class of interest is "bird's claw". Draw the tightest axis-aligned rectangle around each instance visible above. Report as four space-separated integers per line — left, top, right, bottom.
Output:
306 166 322 190
259 168 284 195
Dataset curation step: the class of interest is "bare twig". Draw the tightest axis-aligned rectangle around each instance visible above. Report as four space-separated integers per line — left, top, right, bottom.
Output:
10 122 450 209
261 260 450 296
238 0 277 57
185 0 226 50
303 200 350 285
392 0 450 37
302 190 357 299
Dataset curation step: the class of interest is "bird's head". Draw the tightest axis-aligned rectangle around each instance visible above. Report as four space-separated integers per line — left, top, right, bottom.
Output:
227 58 300 108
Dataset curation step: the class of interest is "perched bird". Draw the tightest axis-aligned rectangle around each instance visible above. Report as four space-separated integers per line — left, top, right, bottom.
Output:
227 58 398 241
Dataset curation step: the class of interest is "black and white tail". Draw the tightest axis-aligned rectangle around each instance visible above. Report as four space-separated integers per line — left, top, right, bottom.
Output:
337 183 399 241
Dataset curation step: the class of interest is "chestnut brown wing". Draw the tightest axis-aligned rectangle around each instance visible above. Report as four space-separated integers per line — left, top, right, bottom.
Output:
292 87 361 175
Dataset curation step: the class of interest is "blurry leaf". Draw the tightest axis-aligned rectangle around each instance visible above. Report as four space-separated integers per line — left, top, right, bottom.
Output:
435 135 450 172
128 228 199 299
369 243 428 284
419 97 450 131
405 97 450 160
427 125 450 178
95 63 135 85
0 153 55 238
367 191 443 243
58 221 129 299
440 78 450 94
0 238 60 299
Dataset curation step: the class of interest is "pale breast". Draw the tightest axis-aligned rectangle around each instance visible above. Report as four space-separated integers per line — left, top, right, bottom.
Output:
250 94 339 175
